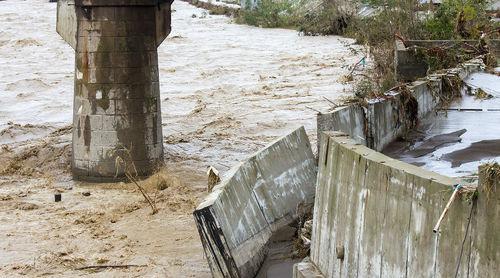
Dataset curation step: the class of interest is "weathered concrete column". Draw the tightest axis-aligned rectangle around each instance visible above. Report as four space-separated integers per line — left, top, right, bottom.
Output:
57 0 172 181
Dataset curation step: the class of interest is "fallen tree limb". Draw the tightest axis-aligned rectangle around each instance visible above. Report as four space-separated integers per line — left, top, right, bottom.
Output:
125 172 158 215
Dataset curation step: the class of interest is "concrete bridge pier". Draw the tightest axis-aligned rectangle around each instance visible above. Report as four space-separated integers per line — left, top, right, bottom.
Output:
57 0 172 181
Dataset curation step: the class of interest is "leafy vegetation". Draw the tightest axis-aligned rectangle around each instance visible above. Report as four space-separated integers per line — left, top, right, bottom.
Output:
424 0 493 40
297 1 353 35
346 0 497 92
236 0 353 34
236 0 302 28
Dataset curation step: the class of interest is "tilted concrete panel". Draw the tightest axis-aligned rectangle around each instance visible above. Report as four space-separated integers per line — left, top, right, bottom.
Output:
194 127 317 278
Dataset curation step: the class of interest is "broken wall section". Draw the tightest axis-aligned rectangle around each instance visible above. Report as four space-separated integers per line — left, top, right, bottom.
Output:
194 127 317 278
297 132 498 277
317 58 484 152
395 40 500 81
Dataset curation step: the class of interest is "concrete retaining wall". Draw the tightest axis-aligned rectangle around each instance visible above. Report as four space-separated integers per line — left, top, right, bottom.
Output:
471 163 500 277
194 126 317 278
317 59 484 152
317 105 366 148
295 132 499 277
368 60 482 151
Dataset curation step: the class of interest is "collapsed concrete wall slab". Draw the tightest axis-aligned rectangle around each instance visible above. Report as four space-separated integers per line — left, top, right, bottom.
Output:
293 260 324 278
194 126 317 278
295 132 499 278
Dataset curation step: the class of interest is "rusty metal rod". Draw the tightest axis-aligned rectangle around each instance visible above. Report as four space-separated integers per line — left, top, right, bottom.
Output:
433 184 462 233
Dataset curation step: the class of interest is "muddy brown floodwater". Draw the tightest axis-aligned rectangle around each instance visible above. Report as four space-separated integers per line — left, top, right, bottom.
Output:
0 0 361 277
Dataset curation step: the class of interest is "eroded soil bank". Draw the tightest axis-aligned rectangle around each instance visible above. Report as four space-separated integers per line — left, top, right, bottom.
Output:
0 0 361 276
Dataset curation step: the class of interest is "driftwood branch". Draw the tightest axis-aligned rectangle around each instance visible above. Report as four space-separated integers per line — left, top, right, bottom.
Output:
322 96 338 108
395 33 408 48
114 147 159 215
305 106 322 114
75 264 146 270
125 172 158 214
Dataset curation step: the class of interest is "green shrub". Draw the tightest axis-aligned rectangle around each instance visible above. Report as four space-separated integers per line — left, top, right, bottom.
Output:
236 0 302 28
423 0 491 39
343 1 426 91
344 0 494 91
297 3 351 35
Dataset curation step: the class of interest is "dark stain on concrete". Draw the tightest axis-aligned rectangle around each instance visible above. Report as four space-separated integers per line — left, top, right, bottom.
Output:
152 113 158 145
77 116 82 139
95 88 110 111
84 115 91 147
193 207 240 277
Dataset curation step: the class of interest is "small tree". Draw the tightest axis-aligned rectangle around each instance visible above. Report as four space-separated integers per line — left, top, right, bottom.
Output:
424 0 493 40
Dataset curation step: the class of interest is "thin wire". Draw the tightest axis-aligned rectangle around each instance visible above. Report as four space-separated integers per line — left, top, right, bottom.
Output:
454 197 476 278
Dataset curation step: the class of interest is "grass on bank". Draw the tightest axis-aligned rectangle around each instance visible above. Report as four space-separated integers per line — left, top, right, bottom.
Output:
235 0 302 28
